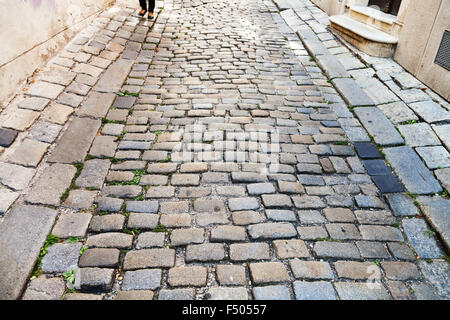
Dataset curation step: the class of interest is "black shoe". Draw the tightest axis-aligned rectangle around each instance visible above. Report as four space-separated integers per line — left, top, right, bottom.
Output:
148 12 154 19
138 9 147 16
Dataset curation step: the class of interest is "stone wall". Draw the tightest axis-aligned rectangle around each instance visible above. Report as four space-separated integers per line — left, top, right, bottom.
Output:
0 0 115 109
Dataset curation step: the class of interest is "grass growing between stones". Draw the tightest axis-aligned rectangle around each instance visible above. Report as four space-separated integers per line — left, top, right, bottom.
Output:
60 163 84 202
30 235 60 280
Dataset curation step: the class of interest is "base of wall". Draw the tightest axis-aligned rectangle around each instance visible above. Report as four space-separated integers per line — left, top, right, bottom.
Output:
0 4 113 111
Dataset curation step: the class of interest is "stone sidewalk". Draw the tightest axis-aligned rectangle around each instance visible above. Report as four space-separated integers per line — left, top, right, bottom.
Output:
0 0 448 300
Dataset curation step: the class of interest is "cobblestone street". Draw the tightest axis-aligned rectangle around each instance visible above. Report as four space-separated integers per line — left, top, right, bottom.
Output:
0 0 449 300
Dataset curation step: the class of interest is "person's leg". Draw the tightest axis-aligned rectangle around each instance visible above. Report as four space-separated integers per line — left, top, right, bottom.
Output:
148 0 155 13
148 0 155 19
139 0 147 15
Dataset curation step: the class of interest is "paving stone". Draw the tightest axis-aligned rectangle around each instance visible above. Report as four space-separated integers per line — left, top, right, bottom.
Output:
385 281 411 300
325 223 361 240
398 123 441 147
248 222 297 239
273 239 310 258
334 282 390 300
387 193 420 217
359 225 404 242
101 185 142 198
127 213 159 230
409 100 450 123
230 243 270 261
354 210 395 225
292 195 326 209
77 92 116 119
362 159 391 176
23 276 65 300
417 196 450 249
122 269 162 291
0 187 19 213
249 262 290 284
232 211 265 225
331 78 374 106
28 121 62 143
86 232 133 249
323 208 355 222
123 249 175 270
293 281 336 300
18 97 50 111
96 197 124 212
418 261 450 299
432 124 450 149
298 210 326 224
52 212 92 238
402 218 444 259
94 59 134 93
334 261 381 280
228 197 260 211
416 146 450 170
247 183 276 195
378 101 418 124
48 117 101 163
353 142 382 159
0 128 18 147
89 214 125 232
136 232 165 249
297 226 329 240
253 285 291 300
356 241 391 259
381 262 421 281
210 226 247 242
126 200 158 213
170 228 204 246
265 209 297 222
26 81 65 100
115 290 154 300
435 168 450 191
40 103 74 125
0 107 40 131
0 205 57 299
171 174 200 186
89 136 117 158
64 189 97 210
313 241 360 259
25 163 76 206
410 283 441 300
178 186 211 198
186 243 226 262
354 107 404 146
207 287 249 300
289 259 334 280
63 293 103 300
41 243 82 273
158 289 195 300
261 194 293 208
79 248 120 268
6 138 48 167
216 265 247 286
387 242 417 261
168 266 207 287
160 214 191 227
76 268 114 292
193 198 226 213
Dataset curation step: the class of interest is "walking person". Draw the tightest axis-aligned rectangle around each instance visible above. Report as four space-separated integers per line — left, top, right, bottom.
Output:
138 0 155 19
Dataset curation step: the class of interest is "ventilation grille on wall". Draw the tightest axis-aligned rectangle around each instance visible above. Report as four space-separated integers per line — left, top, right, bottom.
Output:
434 30 450 71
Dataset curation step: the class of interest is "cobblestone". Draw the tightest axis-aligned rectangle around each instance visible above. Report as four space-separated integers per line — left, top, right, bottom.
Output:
1 0 447 300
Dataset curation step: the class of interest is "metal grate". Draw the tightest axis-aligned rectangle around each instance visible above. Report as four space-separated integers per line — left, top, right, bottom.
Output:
434 30 450 71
